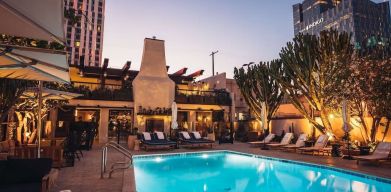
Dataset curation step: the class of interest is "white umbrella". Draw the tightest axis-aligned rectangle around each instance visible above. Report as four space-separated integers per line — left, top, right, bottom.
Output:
0 47 69 83
0 0 67 158
21 87 82 100
0 0 65 43
171 102 178 129
261 102 267 131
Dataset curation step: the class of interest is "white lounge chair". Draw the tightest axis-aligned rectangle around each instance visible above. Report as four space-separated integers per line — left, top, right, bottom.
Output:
297 134 329 155
354 142 391 165
268 133 294 148
248 133 275 147
281 133 307 151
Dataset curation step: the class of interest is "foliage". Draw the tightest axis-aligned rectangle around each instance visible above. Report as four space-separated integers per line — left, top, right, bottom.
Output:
0 78 35 123
234 60 284 130
64 8 81 27
273 30 353 134
337 36 391 144
0 34 65 50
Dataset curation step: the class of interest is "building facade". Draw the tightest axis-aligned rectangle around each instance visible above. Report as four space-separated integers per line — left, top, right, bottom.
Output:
64 0 105 67
52 38 236 143
293 0 391 44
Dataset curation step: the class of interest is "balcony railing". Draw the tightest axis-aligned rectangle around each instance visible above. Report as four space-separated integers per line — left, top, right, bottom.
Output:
175 89 231 106
70 82 133 101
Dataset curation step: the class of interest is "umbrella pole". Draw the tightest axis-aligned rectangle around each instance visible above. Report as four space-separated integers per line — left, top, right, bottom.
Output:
37 81 43 158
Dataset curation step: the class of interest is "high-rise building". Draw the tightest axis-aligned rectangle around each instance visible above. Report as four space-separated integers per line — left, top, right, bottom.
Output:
64 0 105 67
293 0 391 44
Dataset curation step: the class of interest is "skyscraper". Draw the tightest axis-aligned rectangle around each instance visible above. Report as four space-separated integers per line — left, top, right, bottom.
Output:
293 0 391 44
64 0 105 67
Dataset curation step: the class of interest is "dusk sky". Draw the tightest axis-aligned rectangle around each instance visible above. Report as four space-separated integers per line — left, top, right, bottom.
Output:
102 0 388 79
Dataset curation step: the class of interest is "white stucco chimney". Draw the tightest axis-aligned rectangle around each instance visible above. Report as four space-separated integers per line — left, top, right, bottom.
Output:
132 38 175 131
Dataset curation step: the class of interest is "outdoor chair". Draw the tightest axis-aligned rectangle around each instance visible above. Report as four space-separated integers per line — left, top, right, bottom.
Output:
297 134 329 155
178 131 214 148
354 142 391 165
0 158 53 192
138 132 176 151
267 133 294 148
248 133 275 147
281 133 307 152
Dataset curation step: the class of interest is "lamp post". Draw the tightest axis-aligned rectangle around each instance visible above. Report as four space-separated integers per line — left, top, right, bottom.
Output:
210 51 218 76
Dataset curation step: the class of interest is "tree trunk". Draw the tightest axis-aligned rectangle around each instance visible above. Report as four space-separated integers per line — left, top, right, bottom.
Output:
370 117 381 142
382 119 390 142
319 109 333 133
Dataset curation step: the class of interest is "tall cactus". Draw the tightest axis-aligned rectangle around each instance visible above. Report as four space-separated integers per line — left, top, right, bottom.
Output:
234 60 284 131
273 30 353 134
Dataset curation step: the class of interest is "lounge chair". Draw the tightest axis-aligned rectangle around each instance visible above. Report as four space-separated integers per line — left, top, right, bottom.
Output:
179 131 214 148
354 142 391 165
267 133 294 148
297 134 329 155
248 133 275 147
280 133 307 151
139 132 176 151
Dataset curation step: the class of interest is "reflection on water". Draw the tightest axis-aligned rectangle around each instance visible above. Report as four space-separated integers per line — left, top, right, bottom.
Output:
134 153 391 192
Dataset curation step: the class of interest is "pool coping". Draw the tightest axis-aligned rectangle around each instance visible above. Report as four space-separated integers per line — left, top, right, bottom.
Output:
124 150 391 192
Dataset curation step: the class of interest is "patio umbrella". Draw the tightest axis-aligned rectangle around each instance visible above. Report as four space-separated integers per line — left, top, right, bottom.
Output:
261 102 269 150
0 0 65 43
171 102 178 129
342 99 353 160
0 0 67 157
21 87 82 100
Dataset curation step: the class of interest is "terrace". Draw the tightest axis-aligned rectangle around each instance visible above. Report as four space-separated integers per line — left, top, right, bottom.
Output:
51 142 391 192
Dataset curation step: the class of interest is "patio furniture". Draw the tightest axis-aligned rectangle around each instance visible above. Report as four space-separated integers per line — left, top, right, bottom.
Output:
178 131 214 148
267 133 293 148
13 145 64 168
354 142 391 165
297 134 329 155
0 158 53 192
281 133 307 152
138 132 176 151
0 140 16 159
248 133 275 147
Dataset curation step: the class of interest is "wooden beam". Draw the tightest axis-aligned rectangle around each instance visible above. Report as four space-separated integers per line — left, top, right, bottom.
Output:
172 67 188 76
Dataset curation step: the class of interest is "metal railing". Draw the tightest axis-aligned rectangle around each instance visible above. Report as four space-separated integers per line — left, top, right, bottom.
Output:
175 89 232 106
101 141 133 179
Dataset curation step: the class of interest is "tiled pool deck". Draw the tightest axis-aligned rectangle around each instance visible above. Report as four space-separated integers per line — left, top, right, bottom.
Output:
52 142 391 192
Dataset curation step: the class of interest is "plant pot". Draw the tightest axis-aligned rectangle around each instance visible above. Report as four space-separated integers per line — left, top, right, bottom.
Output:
359 146 371 155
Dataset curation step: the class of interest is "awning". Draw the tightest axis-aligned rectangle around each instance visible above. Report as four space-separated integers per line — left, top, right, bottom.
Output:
0 0 65 43
21 87 82 100
0 47 69 83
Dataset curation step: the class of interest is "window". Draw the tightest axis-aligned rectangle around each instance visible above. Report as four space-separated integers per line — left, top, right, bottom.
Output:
75 41 80 47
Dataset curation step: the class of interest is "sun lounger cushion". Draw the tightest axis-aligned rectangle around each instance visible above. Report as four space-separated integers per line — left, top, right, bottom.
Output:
155 132 165 140
143 132 152 141
181 132 191 139
296 134 307 147
192 132 202 139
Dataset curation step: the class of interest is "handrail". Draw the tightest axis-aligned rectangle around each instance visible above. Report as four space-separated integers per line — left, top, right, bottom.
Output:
101 142 133 179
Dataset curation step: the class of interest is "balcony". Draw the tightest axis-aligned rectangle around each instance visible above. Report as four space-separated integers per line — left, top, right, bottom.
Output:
70 82 133 101
175 89 231 106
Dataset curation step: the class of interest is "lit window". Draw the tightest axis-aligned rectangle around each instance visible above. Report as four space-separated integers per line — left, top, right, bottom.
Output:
75 41 80 47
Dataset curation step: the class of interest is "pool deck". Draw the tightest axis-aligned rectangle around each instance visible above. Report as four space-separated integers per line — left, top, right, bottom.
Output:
52 142 391 192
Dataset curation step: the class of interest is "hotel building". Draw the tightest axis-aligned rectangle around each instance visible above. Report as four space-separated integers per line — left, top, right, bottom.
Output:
293 0 391 44
50 38 250 143
64 0 105 67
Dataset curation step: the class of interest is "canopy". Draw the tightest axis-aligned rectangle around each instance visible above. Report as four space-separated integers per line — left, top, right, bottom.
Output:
0 0 65 43
21 87 82 100
0 47 69 83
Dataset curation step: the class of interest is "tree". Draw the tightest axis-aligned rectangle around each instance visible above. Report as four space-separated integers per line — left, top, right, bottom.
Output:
338 36 391 144
234 60 284 131
0 79 34 140
273 30 353 134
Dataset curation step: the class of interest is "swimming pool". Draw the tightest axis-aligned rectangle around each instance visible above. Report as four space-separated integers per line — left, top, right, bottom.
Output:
133 151 391 192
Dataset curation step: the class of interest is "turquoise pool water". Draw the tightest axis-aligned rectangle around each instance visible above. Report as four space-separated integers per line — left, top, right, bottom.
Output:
133 151 391 192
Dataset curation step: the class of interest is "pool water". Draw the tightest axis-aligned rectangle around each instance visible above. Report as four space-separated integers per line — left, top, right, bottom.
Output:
133 151 391 192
